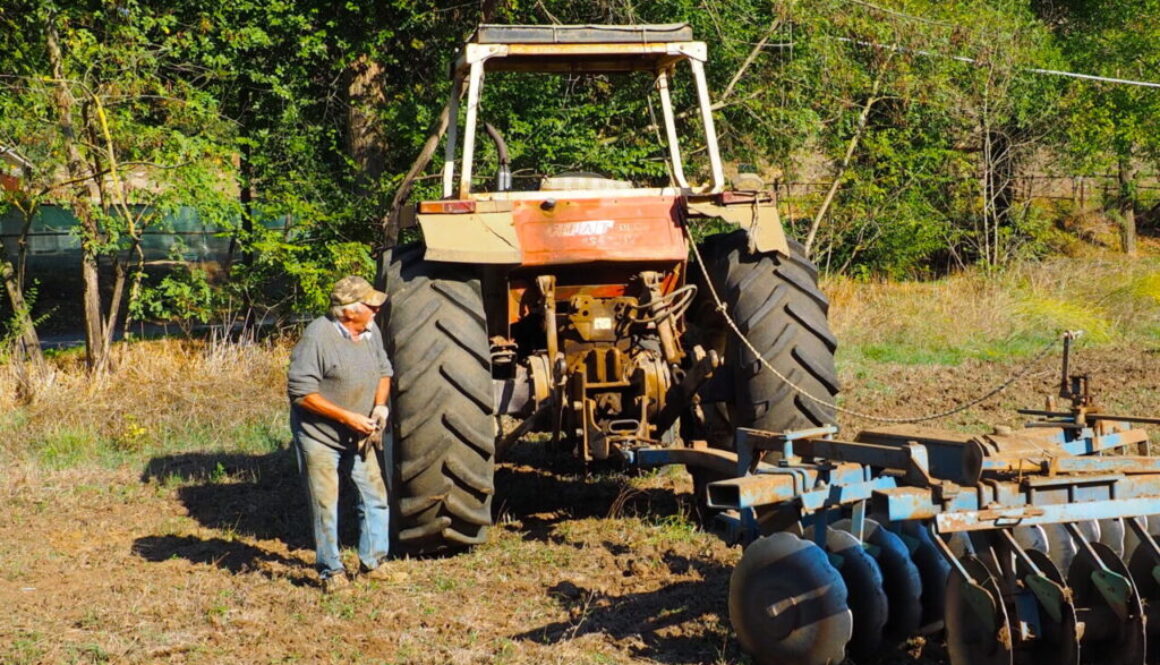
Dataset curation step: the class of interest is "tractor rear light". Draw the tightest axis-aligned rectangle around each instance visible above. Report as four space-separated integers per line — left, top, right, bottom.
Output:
419 200 477 214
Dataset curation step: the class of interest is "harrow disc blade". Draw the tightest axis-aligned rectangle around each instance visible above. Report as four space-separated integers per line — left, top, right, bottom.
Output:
1023 547 1080 665
1099 518 1126 559
1067 540 1145 665
1123 516 1156 564
834 518 922 643
1044 520 1101 574
1125 531 1160 663
804 526 889 660
729 532 852 665
1013 525 1049 553
894 520 950 627
1126 529 1160 601
946 555 1014 665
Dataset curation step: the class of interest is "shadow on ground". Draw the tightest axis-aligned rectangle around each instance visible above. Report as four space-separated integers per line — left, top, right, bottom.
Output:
513 553 739 664
130 534 313 586
134 447 369 576
494 444 694 546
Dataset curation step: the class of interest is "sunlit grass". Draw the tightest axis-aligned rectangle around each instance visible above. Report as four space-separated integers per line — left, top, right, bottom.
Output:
0 337 290 468
828 254 1160 367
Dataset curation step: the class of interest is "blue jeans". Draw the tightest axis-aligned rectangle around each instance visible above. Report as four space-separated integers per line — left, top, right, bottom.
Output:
294 431 390 578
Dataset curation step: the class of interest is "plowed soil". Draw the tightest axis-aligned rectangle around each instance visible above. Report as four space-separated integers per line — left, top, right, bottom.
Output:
2 347 1158 664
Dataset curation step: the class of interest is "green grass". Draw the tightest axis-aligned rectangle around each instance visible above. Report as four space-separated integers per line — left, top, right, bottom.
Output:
844 331 1059 367
27 417 287 471
828 255 1160 368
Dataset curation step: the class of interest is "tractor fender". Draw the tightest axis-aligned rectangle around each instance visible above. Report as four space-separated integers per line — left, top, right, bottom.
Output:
416 201 521 264
687 199 789 257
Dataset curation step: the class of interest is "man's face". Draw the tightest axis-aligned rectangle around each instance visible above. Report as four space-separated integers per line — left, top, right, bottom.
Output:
346 301 380 332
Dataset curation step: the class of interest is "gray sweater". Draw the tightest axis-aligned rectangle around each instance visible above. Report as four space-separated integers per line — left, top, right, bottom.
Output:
287 316 394 449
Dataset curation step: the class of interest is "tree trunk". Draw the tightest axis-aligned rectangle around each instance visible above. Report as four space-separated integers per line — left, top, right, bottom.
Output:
1118 156 1138 256
0 254 43 363
0 205 45 370
46 15 108 371
0 247 45 404
345 54 388 194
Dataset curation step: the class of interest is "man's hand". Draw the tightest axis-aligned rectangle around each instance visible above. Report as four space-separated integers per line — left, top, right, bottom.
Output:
298 393 379 435
367 405 390 451
371 404 390 431
342 411 377 436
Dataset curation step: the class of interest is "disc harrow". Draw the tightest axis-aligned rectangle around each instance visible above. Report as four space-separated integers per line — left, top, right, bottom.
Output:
631 371 1160 665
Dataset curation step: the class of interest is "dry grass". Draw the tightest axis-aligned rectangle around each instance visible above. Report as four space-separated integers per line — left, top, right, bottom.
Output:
827 253 1160 363
0 337 290 468
0 255 1157 664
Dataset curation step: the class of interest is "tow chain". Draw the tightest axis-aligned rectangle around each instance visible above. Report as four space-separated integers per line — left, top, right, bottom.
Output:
683 224 1062 424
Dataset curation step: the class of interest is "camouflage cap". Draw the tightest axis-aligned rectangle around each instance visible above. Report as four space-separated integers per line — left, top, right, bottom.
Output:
330 275 387 307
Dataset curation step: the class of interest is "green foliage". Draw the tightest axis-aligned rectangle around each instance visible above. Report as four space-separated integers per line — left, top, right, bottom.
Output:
2 0 1159 337
131 258 216 331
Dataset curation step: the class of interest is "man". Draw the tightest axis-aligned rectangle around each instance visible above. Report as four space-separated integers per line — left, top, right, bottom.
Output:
288 275 394 592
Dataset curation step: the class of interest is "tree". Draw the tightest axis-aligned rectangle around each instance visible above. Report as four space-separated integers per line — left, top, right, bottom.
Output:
1044 0 1160 256
1 0 237 372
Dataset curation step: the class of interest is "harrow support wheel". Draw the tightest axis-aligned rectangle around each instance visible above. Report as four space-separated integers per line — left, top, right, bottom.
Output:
729 532 852 665
382 243 496 555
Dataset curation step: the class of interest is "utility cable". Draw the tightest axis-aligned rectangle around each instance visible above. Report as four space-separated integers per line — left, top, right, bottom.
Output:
682 220 1063 424
645 71 1063 424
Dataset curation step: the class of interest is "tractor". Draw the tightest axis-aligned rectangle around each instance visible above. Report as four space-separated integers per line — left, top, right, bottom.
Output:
379 23 837 554
379 25 1160 665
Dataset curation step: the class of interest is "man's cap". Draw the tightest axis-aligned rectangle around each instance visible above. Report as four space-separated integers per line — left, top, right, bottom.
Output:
330 275 387 307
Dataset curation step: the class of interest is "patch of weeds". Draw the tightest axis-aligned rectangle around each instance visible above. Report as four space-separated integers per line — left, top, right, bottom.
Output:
0 407 29 431
9 631 44 665
37 426 101 468
245 420 289 454
491 638 517 663
111 414 150 453
74 608 104 630
321 593 359 620
43 344 86 362
432 574 457 591
1129 271 1160 305
964 332 1056 360
859 343 966 366
1139 325 1160 348
67 642 111 663
389 643 417 663
1017 296 1113 343
217 517 244 542
645 513 700 544
206 589 235 624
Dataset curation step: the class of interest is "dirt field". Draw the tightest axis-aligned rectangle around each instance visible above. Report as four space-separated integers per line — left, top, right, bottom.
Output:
2 344 1159 664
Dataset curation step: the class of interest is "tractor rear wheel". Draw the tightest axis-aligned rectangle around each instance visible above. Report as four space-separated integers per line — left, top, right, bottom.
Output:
686 230 838 524
382 243 495 554
695 229 839 433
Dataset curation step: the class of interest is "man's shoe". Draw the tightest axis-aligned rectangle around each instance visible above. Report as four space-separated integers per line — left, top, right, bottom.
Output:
322 572 352 594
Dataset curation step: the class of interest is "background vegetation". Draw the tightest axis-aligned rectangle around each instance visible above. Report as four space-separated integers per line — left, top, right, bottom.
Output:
0 0 1157 373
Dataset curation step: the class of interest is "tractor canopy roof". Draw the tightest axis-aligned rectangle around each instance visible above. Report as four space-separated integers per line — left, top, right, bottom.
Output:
458 23 705 74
